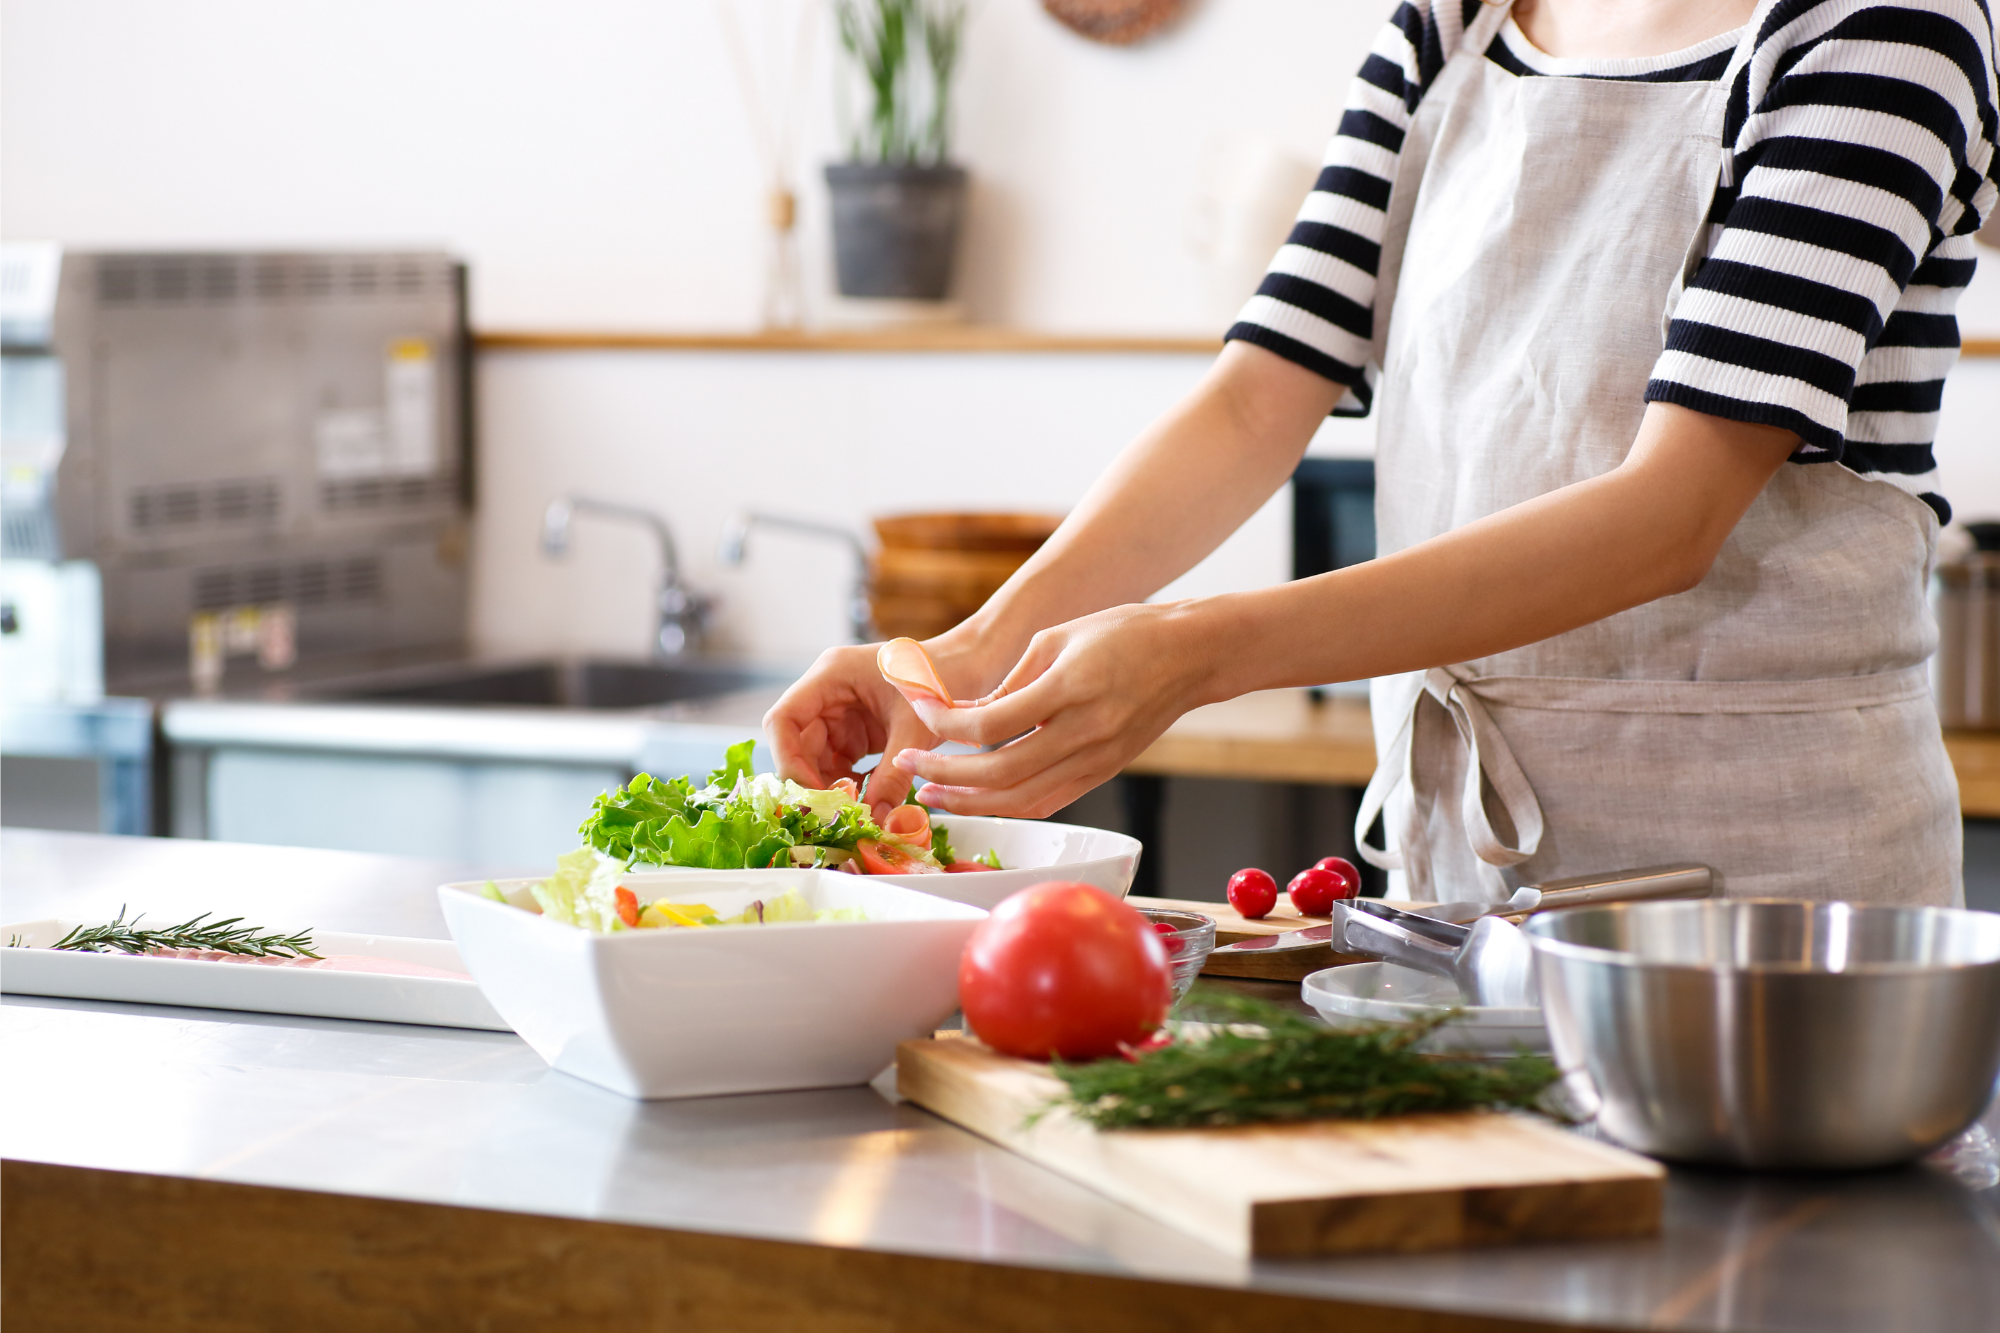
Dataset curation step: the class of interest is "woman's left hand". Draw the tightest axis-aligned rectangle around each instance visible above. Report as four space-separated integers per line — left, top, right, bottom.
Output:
889 601 1218 818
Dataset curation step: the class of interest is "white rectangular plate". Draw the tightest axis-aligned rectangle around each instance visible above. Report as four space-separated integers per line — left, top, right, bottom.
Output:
1 919 510 1032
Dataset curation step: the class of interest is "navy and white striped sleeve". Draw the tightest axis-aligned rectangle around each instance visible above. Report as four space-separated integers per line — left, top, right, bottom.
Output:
1223 0 1476 415
1646 0 1999 521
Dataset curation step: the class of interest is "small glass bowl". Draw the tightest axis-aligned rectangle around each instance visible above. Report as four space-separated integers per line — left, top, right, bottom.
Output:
1139 908 1217 1003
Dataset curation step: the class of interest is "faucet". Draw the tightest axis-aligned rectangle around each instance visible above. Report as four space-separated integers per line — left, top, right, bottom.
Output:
719 511 874 643
541 496 715 658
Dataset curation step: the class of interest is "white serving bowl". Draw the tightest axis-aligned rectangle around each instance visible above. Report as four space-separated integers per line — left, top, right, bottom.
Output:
438 868 985 1099
874 814 1142 909
1301 961 1549 1057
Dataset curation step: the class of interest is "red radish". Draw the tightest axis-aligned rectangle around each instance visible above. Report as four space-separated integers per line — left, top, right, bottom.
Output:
1287 867 1346 917
1313 856 1363 901
1226 868 1279 919
881 803 933 849
1151 920 1183 956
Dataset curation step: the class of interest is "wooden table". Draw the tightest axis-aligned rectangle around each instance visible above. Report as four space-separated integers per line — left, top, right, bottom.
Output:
1130 688 2000 817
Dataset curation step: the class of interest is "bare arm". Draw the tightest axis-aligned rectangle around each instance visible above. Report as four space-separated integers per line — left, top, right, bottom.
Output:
930 341 1343 694
896 394 1798 816
765 341 1337 809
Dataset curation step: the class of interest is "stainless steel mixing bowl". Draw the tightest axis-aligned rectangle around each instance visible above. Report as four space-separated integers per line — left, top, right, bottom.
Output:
1526 901 2000 1169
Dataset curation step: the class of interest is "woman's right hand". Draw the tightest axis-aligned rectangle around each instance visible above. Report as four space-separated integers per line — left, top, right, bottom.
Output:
764 641 959 818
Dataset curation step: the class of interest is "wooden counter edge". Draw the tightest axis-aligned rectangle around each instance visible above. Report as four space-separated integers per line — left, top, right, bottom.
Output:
2 1159 1613 1333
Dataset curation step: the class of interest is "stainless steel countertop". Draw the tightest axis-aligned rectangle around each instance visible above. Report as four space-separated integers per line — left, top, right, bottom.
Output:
5 830 1997 1333
161 683 786 770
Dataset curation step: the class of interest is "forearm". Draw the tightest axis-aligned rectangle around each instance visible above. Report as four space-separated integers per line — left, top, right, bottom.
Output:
1188 403 1800 701
931 342 1339 693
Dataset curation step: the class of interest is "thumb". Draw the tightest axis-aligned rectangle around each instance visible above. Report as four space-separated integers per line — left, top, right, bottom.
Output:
861 716 932 819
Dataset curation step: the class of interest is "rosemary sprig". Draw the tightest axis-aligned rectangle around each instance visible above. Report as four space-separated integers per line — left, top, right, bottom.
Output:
1047 986 1559 1130
49 906 320 960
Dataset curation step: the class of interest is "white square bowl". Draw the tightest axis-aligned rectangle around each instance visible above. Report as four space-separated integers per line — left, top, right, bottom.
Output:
438 869 985 1099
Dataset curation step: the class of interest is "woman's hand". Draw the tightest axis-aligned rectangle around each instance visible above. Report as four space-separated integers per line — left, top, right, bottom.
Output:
764 643 940 818
887 601 1220 819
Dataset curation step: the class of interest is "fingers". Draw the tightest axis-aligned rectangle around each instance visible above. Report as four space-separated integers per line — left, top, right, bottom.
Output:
861 715 931 818
914 740 1125 820
909 631 1071 747
765 645 910 790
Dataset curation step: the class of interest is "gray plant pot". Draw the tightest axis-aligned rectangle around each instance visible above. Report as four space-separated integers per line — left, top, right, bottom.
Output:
824 163 968 301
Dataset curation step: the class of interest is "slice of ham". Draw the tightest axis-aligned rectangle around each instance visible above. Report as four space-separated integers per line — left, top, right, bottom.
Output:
141 949 470 980
877 638 954 707
880 803 934 849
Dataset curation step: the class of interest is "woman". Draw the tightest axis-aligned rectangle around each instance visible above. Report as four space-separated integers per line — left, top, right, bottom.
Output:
770 0 1996 905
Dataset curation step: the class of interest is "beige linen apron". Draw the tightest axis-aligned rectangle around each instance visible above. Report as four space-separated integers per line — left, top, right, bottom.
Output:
1353 1 1962 906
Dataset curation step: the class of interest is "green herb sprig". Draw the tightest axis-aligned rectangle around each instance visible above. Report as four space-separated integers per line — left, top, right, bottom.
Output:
49 906 319 960
1048 987 1559 1130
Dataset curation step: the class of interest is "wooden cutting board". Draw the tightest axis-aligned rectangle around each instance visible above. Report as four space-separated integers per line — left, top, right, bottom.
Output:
1128 894 1367 981
896 1038 1663 1259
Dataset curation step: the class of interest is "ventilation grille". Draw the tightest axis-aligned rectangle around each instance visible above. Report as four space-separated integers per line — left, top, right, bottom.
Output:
130 478 281 533
2 507 60 560
95 255 449 306
320 475 454 513
193 555 383 611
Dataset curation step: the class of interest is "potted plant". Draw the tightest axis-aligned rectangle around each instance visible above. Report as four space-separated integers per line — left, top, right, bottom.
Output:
826 0 971 302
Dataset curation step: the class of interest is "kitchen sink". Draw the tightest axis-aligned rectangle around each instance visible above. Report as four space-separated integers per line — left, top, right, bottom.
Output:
315 658 793 711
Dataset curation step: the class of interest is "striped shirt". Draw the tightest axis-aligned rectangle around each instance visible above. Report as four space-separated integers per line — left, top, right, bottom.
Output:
1225 0 1999 523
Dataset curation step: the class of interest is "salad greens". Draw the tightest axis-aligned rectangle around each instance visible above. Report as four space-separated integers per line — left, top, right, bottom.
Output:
580 741 913 871
520 739 1012 934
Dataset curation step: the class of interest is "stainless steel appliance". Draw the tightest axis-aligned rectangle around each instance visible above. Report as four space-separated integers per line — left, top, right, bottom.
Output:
0 245 470 690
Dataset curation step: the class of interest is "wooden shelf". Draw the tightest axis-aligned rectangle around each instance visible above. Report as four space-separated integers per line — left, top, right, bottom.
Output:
476 328 2000 358
474 327 1222 355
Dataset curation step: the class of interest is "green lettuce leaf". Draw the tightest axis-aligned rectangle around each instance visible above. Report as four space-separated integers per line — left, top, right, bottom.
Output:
531 846 627 931
633 804 795 870
577 741 902 871
580 771 696 862
929 816 957 867
708 739 758 792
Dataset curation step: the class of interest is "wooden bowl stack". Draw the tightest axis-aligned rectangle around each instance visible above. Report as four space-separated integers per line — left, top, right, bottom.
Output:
869 513 1065 641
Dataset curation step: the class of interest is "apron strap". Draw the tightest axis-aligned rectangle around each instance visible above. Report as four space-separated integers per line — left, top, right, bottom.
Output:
1354 667 1547 892
1434 666 1545 867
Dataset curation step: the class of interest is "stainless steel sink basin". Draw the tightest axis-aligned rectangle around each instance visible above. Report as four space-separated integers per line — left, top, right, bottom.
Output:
314 658 792 711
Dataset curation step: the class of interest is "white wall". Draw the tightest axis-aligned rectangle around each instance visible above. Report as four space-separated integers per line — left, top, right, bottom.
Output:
1 0 1373 334
5 0 1996 663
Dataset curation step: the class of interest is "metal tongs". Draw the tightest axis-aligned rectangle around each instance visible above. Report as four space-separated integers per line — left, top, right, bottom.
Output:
1339 863 1714 1008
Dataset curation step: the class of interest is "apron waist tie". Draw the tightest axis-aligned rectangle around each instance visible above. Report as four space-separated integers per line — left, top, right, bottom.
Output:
1356 665 1546 891
1354 663 1934 898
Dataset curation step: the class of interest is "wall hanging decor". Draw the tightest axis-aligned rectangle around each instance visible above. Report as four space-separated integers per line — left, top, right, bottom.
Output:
826 0 972 304
1043 0 1186 46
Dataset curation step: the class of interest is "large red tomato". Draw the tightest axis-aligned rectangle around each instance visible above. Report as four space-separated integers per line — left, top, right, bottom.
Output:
959 881 1173 1062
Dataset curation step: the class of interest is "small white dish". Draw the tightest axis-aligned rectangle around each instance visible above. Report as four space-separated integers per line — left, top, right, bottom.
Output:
439 868 985 1099
1301 961 1549 1057
0 920 508 1031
